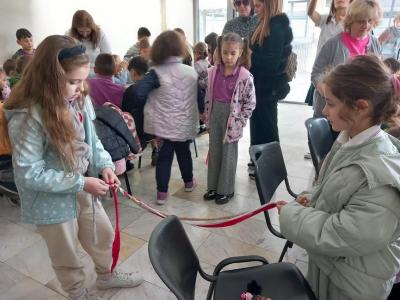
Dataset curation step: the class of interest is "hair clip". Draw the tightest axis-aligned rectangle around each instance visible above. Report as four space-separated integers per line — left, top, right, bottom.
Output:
391 74 400 95
58 44 86 61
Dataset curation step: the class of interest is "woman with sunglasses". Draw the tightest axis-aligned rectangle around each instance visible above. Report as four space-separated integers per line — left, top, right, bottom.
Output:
67 10 111 74
222 0 258 39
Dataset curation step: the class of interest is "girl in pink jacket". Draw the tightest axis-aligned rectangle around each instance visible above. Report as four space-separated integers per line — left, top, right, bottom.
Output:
203 32 256 204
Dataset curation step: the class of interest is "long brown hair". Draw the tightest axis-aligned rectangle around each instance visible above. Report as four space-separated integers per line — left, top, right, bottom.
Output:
217 33 252 70
5 35 90 170
70 10 101 49
251 0 283 46
323 55 400 125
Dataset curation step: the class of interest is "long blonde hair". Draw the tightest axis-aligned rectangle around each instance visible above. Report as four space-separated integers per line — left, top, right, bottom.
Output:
5 35 89 170
251 0 283 46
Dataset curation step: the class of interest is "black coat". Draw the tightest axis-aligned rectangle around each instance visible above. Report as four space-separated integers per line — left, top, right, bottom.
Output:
250 13 293 100
94 106 140 161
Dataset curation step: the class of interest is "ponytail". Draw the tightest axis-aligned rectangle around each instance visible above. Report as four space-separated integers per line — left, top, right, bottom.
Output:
239 38 252 70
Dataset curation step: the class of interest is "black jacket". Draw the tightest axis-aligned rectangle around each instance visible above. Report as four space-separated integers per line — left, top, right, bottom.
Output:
250 13 293 100
94 106 140 161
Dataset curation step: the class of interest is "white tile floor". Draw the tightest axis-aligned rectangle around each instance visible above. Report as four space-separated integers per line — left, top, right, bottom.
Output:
0 102 315 299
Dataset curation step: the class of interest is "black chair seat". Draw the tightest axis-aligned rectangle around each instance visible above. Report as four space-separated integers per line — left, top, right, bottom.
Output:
214 262 316 300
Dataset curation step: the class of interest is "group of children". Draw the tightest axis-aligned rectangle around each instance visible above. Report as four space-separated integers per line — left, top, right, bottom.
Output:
2 2 400 298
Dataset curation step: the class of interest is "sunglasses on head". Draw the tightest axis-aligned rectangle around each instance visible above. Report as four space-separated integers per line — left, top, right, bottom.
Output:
234 0 250 7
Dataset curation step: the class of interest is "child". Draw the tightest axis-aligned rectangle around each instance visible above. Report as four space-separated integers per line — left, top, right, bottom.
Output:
278 55 400 300
384 57 400 75
379 12 400 59
12 28 35 59
0 68 10 101
193 42 210 134
138 37 151 62
9 55 32 88
131 30 199 204
112 54 131 85
122 56 150 147
87 53 125 107
203 32 256 205
124 27 151 61
3 59 17 78
4 35 142 300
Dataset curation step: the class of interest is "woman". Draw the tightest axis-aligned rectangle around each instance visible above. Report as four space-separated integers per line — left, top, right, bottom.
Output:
312 0 382 118
379 12 400 59
222 0 258 39
67 10 111 73
249 0 293 176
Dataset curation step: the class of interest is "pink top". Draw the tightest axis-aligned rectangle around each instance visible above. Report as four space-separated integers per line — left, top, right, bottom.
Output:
341 32 369 57
213 64 240 103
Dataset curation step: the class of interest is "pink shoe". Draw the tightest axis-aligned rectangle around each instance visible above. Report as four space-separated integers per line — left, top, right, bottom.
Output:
156 191 168 205
184 180 197 192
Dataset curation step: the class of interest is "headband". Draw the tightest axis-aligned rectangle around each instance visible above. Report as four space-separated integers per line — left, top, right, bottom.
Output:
391 74 400 95
58 44 86 61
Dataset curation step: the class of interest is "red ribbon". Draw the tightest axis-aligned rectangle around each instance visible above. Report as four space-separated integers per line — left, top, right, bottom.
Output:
108 185 278 271
110 186 120 273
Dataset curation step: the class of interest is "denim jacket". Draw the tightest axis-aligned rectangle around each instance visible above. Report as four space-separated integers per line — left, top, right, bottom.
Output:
5 96 114 224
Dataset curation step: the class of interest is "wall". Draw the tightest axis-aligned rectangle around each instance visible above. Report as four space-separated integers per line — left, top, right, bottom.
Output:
0 0 194 64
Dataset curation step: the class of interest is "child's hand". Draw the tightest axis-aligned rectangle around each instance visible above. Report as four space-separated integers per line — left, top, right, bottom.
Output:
276 200 288 214
84 177 109 196
296 195 309 207
101 168 121 188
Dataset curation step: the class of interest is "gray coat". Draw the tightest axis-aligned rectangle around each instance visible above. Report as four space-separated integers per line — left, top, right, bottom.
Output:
280 132 400 300
311 33 381 117
143 57 198 141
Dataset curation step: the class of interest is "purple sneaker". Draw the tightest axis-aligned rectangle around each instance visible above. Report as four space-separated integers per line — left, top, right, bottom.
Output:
184 180 197 192
156 191 168 205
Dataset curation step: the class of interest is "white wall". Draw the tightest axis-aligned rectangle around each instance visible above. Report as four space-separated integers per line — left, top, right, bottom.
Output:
0 0 194 64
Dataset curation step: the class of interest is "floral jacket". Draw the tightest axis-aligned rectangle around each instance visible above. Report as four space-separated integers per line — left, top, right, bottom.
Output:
204 65 256 143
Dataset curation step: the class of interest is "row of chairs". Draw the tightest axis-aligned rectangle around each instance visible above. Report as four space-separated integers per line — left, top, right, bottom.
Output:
148 140 318 299
147 117 334 299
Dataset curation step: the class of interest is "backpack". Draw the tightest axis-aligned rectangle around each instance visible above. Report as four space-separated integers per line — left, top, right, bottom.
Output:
285 51 297 82
0 103 12 156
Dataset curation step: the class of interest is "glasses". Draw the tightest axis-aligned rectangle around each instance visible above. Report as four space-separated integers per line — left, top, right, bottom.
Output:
234 0 250 7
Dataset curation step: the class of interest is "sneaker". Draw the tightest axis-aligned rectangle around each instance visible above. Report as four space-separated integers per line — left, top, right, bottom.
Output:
184 180 197 192
151 148 159 166
156 191 169 205
203 190 218 201
249 172 255 180
215 193 234 205
70 289 103 300
247 161 255 171
198 126 207 135
96 271 143 290
304 152 312 159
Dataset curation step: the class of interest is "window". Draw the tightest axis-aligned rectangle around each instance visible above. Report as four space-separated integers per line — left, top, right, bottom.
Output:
197 0 228 42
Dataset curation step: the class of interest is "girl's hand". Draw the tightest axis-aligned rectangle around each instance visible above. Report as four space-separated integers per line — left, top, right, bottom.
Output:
296 195 309 207
101 168 121 188
84 177 109 196
276 200 288 214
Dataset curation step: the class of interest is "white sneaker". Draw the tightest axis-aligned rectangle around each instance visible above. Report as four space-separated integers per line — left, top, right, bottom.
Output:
70 289 103 300
96 271 143 289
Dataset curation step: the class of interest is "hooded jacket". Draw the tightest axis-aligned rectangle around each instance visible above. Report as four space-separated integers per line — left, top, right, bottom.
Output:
280 131 400 300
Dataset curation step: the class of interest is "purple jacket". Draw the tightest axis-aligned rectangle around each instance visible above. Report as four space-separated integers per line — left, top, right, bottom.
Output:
87 75 124 108
205 66 256 143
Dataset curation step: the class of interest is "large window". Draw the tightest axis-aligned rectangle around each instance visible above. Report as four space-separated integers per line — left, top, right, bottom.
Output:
197 0 228 42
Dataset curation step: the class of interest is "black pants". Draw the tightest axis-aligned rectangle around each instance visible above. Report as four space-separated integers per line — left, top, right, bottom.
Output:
156 140 193 193
388 282 400 300
250 97 279 146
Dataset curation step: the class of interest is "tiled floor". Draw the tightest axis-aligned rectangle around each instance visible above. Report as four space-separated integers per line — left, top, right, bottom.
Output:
0 102 315 299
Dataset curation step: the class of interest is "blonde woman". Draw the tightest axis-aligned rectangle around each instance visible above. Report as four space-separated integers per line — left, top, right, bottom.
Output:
379 13 400 59
248 0 293 175
311 0 382 118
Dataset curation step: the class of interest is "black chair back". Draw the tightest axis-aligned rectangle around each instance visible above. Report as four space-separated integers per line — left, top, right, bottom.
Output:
305 118 335 174
148 215 200 300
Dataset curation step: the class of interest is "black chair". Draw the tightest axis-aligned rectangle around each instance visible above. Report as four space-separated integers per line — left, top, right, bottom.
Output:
250 142 298 262
305 117 335 175
148 215 316 300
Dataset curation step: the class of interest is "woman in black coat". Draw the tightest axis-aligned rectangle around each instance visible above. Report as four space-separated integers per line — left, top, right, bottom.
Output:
250 0 293 149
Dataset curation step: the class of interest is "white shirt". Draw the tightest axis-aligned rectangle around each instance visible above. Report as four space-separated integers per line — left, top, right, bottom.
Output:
317 14 344 54
337 125 383 148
